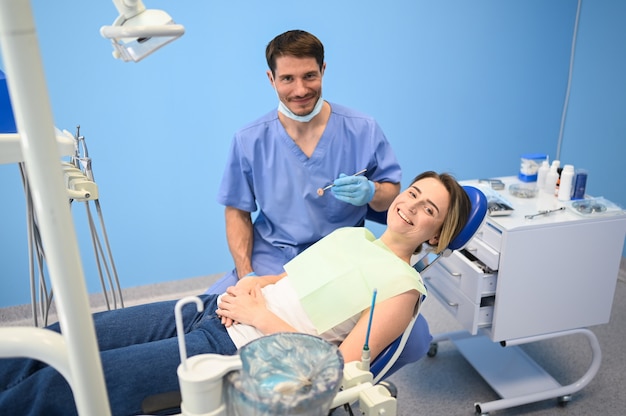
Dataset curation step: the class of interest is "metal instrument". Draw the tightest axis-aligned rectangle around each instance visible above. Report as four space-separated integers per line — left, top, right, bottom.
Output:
317 168 367 196
524 206 566 219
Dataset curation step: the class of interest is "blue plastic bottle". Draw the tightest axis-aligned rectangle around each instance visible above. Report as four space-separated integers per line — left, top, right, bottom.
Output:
572 169 588 200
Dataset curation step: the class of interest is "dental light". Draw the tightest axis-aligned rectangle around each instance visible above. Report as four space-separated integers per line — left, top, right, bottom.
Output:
100 0 184 62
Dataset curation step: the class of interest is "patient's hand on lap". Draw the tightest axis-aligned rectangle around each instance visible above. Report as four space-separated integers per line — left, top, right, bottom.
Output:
218 284 266 328
235 275 259 294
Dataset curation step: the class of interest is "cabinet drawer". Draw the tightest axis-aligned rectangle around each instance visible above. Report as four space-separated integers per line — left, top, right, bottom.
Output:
425 272 493 335
474 221 503 253
464 237 500 271
422 251 497 304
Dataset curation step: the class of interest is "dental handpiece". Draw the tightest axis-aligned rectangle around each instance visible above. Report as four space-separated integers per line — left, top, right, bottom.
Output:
317 169 367 196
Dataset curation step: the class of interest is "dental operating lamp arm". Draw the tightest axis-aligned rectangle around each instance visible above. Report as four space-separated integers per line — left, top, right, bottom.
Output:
100 0 185 62
111 0 146 19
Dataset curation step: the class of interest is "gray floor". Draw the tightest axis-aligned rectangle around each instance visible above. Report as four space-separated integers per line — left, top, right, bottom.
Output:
1 260 625 415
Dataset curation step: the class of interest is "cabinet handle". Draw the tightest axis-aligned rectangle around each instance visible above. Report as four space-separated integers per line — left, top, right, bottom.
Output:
439 262 462 278
426 282 459 308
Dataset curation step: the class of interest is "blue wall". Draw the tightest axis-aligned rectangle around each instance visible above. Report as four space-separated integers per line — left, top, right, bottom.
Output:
1 0 625 307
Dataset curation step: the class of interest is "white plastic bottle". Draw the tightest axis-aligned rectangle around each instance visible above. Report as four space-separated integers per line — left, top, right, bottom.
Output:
536 160 549 191
544 160 560 195
558 164 575 201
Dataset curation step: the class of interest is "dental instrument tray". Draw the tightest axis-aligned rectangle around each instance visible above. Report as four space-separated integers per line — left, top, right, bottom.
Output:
566 197 625 217
488 201 514 216
474 183 515 216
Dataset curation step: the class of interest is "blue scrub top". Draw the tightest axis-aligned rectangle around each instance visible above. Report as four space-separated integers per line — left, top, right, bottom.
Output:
217 102 402 274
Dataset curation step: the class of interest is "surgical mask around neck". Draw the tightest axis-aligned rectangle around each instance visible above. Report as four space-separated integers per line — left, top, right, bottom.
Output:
272 80 324 122
278 96 323 122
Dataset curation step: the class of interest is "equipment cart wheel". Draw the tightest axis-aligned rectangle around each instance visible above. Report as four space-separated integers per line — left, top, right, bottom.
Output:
557 395 572 406
475 403 488 415
427 342 438 357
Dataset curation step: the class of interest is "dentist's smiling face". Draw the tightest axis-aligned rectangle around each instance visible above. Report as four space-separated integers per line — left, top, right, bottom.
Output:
388 177 450 247
268 55 324 117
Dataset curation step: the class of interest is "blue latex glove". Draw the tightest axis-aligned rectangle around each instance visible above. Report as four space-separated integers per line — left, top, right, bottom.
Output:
331 173 375 206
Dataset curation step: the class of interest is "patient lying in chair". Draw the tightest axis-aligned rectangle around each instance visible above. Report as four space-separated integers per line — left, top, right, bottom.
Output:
0 171 470 416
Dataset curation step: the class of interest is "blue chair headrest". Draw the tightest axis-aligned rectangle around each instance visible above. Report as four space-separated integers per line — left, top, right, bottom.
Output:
1 69 18 134
447 185 488 251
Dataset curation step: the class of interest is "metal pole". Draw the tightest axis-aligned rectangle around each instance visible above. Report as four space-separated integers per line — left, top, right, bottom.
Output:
0 1 111 414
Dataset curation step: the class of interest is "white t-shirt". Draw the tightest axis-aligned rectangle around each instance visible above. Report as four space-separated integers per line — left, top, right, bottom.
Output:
225 277 359 349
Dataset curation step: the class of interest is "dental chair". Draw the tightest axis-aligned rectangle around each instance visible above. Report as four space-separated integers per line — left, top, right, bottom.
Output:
141 186 487 415
368 185 488 382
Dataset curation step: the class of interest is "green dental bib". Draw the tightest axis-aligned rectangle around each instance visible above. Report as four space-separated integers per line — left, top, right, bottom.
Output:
284 227 426 333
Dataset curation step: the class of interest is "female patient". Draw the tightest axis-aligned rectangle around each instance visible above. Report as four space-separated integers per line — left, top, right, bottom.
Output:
0 171 470 416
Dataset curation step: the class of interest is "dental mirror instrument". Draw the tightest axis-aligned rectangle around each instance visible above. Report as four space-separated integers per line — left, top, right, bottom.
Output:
317 168 367 196
524 206 566 220
359 288 377 371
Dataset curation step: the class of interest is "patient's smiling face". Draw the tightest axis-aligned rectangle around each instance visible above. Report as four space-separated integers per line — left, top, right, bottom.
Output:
387 177 450 248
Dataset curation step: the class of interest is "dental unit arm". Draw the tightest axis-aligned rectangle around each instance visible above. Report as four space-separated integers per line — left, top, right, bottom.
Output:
100 0 185 62
0 1 111 413
173 297 398 416
2 1 189 414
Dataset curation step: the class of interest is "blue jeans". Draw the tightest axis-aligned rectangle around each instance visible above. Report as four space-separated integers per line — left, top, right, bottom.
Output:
0 295 236 416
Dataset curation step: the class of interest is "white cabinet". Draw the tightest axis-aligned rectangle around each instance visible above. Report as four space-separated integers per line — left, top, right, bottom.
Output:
424 177 626 414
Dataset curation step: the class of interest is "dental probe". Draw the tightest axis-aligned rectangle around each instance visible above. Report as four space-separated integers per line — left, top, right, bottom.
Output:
317 168 368 196
360 288 378 371
524 206 566 219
